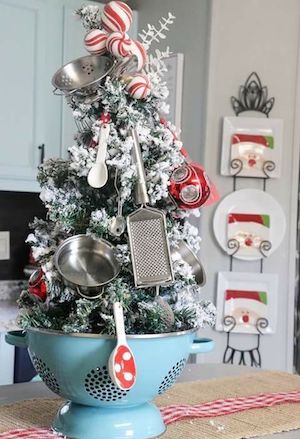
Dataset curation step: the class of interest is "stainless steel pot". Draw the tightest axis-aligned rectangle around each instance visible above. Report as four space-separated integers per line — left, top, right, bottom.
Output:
172 241 206 286
54 235 120 299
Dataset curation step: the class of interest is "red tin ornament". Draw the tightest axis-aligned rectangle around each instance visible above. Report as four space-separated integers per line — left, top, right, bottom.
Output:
28 269 47 301
169 162 211 209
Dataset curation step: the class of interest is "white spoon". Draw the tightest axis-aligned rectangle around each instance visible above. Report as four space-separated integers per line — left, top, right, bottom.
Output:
108 302 137 390
87 123 110 188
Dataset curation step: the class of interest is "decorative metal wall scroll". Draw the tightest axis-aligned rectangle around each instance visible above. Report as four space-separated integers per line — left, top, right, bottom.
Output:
231 72 275 117
232 73 275 185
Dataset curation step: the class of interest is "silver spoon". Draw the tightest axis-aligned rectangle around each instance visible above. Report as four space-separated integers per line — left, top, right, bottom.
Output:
109 170 126 237
87 123 110 188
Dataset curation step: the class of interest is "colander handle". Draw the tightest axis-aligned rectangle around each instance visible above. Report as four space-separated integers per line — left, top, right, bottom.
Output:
5 330 28 348
190 337 214 354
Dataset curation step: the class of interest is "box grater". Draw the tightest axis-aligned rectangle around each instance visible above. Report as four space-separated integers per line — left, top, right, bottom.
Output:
127 129 174 288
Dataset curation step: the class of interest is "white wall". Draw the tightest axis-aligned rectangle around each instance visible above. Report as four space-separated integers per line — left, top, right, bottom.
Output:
200 0 300 371
135 0 211 162
136 0 300 371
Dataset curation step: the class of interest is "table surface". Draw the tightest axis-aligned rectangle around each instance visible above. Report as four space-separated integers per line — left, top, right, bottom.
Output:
0 363 298 439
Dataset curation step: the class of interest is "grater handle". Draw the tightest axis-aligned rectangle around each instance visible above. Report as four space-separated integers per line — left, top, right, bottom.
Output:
131 129 150 205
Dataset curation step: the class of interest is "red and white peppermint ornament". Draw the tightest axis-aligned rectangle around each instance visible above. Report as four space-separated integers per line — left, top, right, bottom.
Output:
129 40 148 71
84 29 108 55
106 31 131 58
101 1 133 33
126 73 151 99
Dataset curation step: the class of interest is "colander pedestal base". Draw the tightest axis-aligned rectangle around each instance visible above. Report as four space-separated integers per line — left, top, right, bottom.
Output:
52 400 166 439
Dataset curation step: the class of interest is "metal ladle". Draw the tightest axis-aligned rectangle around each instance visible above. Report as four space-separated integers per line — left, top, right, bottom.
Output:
109 170 126 237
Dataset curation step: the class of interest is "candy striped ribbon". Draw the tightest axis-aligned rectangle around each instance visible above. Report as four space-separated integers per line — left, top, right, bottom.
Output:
0 428 57 438
161 389 300 425
1 389 300 437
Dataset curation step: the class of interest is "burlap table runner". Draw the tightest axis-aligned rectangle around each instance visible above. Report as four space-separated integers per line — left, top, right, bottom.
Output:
1 370 300 438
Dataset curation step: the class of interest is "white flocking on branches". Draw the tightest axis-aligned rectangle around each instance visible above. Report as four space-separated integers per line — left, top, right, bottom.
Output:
139 12 176 50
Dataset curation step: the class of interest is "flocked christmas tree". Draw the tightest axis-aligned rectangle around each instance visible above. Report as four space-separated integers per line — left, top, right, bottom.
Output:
18 1 216 335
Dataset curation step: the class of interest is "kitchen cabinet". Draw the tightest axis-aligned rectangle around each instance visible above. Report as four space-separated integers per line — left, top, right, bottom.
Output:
0 0 138 191
0 0 60 192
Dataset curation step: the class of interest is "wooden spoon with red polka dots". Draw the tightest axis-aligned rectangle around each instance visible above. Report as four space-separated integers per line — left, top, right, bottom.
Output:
109 302 137 390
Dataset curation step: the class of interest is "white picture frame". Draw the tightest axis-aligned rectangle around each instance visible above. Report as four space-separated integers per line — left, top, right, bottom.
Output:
163 53 184 130
216 271 278 334
220 116 283 178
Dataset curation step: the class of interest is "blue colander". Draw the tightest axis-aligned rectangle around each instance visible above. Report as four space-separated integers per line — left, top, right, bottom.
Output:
6 329 214 439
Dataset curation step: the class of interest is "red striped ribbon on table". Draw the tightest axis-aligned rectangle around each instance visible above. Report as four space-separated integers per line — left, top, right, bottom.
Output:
161 389 300 425
1 389 300 437
0 428 57 438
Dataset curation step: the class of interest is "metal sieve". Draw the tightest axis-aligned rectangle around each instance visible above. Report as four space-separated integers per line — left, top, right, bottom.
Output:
52 55 114 99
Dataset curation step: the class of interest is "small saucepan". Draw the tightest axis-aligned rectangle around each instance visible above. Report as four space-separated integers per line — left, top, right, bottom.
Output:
172 241 206 287
54 235 120 299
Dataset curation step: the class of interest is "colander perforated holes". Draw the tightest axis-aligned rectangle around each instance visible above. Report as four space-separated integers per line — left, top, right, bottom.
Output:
85 365 129 402
82 63 94 75
158 359 186 394
31 355 60 395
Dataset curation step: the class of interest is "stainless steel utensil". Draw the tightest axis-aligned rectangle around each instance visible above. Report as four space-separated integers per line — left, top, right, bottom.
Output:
87 123 110 188
172 241 206 286
52 55 139 104
127 129 174 288
109 170 126 237
52 55 114 102
54 234 120 299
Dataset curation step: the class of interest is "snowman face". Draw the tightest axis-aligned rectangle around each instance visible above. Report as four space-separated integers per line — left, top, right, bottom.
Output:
231 307 261 326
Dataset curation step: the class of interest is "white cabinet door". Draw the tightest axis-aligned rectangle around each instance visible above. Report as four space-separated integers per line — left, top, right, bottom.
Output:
0 0 61 192
0 0 139 190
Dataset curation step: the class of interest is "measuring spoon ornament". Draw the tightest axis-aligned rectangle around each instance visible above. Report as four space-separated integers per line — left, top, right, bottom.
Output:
109 302 137 390
87 116 111 188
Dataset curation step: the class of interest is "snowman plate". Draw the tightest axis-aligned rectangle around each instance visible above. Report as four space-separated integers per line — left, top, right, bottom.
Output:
213 189 286 260
216 271 278 334
220 117 283 178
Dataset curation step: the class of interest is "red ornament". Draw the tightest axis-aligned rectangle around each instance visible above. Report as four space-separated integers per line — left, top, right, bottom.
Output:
101 1 133 33
169 163 211 209
100 112 111 124
28 269 47 301
84 29 108 55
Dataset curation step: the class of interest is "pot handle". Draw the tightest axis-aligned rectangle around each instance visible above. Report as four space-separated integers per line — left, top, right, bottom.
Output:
5 331 28 348
190 337 214 354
